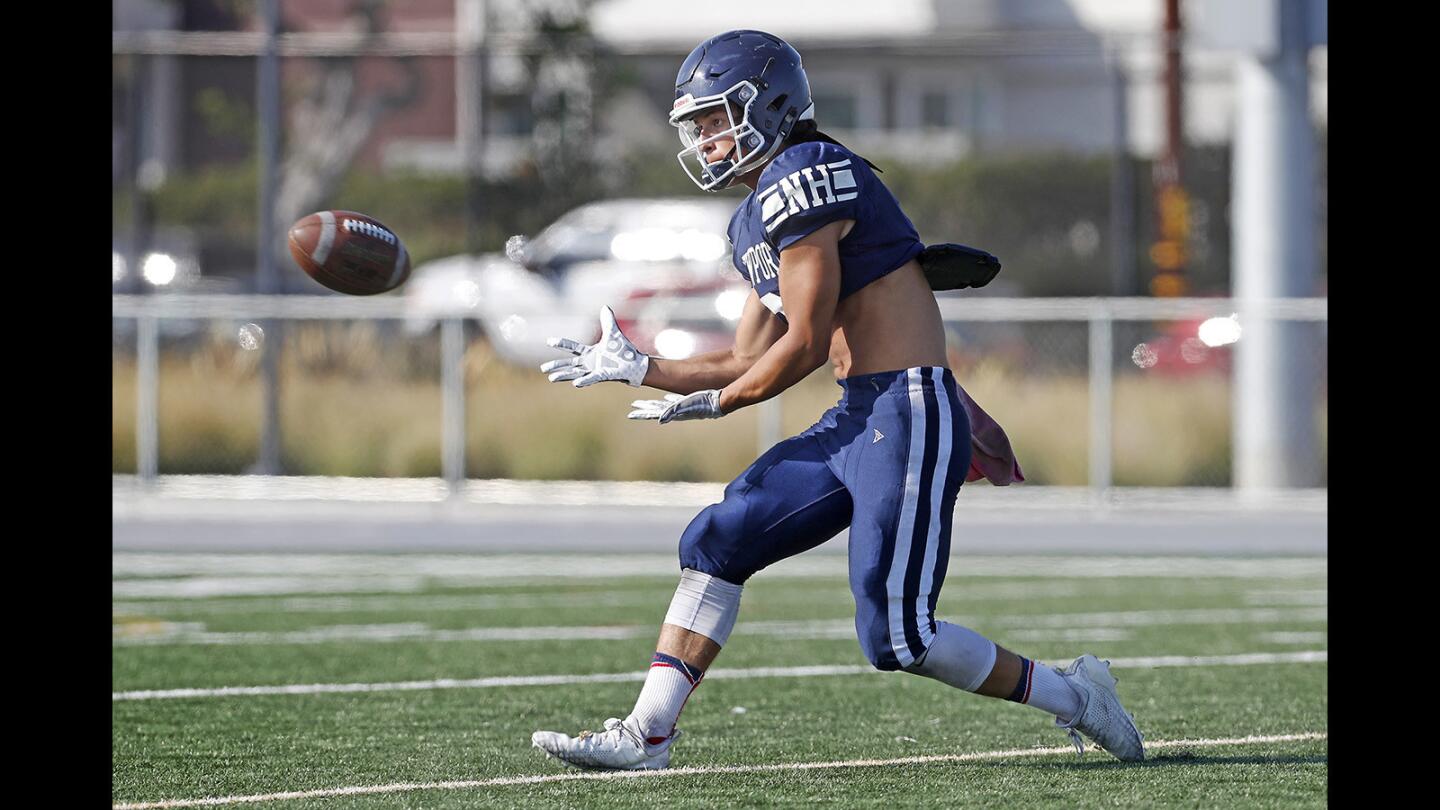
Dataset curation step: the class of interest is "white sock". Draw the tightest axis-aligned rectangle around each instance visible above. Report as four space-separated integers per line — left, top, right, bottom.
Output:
1011 657 1082 723
626 652 703 745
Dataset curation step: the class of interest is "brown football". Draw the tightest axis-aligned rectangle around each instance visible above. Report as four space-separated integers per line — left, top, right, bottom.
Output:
288 210 411 296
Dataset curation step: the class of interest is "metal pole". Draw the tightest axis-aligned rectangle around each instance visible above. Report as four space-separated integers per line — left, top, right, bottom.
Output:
1108 45 1136 296
124 53 146 296
1088 305 1113 498
441 317 468 493
757 395 782 457
256 0 283 474
257 0 280 297
137 314 159 482
457 0 487 254
1233 0 1319 490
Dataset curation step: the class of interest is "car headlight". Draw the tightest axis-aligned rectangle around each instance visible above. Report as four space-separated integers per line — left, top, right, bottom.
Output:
141 252 178 286
680 231 727 262
1198 315 1241 347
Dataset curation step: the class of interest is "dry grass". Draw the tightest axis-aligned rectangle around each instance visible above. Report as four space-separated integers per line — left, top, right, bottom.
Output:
113 327 1324 485
463 346 763 481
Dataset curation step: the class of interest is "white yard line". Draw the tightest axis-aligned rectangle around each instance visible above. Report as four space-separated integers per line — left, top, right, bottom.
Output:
111 552 1328 584
994 606 1328 628
112 474 1330 512
112 577 432 599
1244 589 1328 606
1257 631 1327 644
1005 628 1133 642
112 568 1328 600
112 580 1099 616
112 591 662 616
111 731 1327 809
111 650 1326 702
113 621 1133 646
112 607 1328 648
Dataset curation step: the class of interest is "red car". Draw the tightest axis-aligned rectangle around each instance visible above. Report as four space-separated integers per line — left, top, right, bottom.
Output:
1131 316 1238 375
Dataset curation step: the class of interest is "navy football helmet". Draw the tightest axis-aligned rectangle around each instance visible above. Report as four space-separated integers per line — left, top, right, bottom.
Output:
670 30 814 191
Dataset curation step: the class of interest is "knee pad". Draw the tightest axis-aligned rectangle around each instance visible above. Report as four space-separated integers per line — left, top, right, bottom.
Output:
663 569 744 647
902 621 998 692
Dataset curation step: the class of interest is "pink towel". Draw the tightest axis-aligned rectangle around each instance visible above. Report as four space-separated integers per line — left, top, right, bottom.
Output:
955 384 1025 485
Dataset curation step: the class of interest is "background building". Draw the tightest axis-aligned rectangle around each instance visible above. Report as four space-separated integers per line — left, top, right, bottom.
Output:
115 0 1328 176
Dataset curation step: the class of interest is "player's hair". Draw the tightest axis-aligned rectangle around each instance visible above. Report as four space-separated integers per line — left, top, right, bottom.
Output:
784 119 883 173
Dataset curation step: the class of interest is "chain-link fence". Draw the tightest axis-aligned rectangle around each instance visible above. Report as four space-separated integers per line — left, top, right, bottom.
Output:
113 295 1327 492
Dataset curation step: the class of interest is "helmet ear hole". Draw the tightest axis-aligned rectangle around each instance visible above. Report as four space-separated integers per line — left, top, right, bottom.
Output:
767 94 788 112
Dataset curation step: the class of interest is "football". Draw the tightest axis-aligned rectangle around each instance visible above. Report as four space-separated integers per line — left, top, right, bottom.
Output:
287 210 411 295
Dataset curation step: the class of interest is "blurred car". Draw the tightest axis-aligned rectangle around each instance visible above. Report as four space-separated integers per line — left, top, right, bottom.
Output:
1130 315 1241 375
112 228 227 340
113 229 204 294
404 198 742 366
617 282 750 361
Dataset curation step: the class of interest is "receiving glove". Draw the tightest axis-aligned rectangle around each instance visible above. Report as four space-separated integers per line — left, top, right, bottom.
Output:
539 305 650 387
627 390 725 424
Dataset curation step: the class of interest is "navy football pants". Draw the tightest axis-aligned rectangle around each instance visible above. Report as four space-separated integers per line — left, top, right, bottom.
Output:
678 366 972 671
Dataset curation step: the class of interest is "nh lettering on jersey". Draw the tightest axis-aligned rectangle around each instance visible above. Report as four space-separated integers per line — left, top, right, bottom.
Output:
740 242 780 286
760 159 858 234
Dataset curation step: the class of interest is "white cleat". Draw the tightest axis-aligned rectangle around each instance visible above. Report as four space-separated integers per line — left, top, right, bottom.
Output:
531 717 679 771
1054 654 1145 762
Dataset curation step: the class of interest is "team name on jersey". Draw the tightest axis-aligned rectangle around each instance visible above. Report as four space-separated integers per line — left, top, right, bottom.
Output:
740 242 780 286
759 159 859 234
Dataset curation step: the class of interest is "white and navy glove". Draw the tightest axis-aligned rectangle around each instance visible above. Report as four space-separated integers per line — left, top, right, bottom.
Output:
628 390 725 424
539 305 650 387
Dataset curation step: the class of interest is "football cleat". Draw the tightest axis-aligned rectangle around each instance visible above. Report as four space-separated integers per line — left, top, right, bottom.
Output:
1054 654 1145 762
531 717 679 771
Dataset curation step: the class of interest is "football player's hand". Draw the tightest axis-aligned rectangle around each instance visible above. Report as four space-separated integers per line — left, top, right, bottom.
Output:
627 390 725 424
539 305 650 387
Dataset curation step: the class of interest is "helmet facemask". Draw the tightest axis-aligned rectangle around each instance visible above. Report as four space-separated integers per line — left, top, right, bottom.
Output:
670 81 772 191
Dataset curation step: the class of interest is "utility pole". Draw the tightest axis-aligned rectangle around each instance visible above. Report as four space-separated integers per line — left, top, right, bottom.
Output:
1149 0 1190 297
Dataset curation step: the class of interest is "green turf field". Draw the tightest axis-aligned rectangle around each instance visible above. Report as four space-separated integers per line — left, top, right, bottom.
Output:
112 553 1327 808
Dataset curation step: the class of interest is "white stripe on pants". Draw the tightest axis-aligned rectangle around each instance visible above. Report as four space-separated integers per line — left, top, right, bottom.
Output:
914 367 953 649
884 367 955 668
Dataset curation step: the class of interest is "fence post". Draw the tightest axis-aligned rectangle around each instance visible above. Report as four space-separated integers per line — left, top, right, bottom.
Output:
1088 304 1113 500
441 316 467 495
137 314 159 483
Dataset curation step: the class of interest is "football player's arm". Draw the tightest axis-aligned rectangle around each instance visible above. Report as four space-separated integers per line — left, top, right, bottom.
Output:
643 291 788 394
716 220 848 413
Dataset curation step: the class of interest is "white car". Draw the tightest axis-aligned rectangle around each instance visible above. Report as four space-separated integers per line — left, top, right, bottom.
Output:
404 198 743 367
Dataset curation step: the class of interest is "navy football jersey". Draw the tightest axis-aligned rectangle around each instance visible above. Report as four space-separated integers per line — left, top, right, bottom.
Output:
726 141 925 321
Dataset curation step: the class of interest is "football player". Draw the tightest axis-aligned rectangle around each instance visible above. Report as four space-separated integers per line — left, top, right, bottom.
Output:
531 30 1143 769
